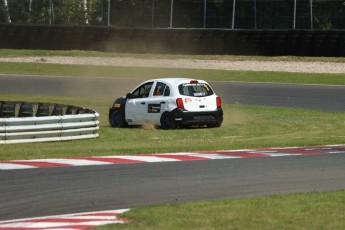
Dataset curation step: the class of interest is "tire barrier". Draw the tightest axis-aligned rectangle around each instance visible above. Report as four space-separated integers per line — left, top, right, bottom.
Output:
0 101 99 144
0 24 344 56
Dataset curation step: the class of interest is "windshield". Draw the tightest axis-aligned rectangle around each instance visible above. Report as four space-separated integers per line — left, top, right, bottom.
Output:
178 83 214 97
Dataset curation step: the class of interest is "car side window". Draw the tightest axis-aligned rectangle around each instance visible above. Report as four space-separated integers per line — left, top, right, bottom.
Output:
153 82 170 97
164 86 170 96
132 82 154 98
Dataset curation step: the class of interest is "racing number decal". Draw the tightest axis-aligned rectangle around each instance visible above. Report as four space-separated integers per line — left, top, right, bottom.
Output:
148 104 161 113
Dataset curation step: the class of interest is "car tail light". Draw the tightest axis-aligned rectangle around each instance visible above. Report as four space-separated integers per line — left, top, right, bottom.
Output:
216 96 222 108
176 98 185 109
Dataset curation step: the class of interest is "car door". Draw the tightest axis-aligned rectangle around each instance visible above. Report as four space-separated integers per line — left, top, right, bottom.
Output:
146 82 171 125
125 82 154 125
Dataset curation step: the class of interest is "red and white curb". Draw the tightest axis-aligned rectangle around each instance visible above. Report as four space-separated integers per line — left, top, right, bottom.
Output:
0 209 129 230
1 145 344 171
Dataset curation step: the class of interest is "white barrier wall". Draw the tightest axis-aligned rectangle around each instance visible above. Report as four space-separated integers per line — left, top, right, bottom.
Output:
0 101 99 144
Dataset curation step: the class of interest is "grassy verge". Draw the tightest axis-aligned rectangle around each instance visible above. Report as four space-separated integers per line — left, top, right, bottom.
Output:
1 49 345 85
1 62 345 85
0 56 344 160
1 51 344 229
97 190 345 230
1 49 345 63
1 93 344 160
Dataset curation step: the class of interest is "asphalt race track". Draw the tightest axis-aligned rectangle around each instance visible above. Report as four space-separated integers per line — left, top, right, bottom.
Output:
1 74 345 221
1 74 345 112
1 154 345 221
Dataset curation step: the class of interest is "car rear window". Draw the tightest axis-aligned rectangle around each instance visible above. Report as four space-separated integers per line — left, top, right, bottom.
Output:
178 83 214 97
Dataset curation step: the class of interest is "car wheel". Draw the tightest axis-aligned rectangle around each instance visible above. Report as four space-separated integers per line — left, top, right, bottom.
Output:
110 110 127 128
160 112 176 130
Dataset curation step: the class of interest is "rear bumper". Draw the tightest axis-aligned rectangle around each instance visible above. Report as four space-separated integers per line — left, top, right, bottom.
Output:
171 108 223 127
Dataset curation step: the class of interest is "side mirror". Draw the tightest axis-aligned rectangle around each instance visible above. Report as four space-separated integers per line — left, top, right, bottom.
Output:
126 93 132 99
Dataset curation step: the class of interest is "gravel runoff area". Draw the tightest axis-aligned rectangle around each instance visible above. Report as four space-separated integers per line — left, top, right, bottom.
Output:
1 56 345 74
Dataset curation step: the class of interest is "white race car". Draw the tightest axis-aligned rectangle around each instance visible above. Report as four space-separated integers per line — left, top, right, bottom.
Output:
109 78 223 129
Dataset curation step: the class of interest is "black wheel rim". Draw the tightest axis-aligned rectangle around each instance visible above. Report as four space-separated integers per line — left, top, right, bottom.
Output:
162 114 171 129
112 112 122 127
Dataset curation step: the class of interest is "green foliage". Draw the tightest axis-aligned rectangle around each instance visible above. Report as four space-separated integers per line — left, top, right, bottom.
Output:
7 0 30 23
29 0 50 24
1 0 345 29
2 0 103 25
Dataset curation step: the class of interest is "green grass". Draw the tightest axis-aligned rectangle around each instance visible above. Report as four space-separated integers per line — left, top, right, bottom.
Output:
96 190 345 230
1 62 345 85
1 48 345 63
1 49 345 85
1 50 344 229
1 93 344 160
0 55 344 160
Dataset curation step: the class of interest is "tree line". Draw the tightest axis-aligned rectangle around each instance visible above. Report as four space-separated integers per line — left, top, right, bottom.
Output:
1 0 345 29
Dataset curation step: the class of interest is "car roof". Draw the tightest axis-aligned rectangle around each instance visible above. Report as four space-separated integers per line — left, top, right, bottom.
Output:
149 78 208 85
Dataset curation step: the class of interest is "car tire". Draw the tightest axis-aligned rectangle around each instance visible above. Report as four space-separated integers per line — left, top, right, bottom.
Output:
160 112 176 130
109 110 127 128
